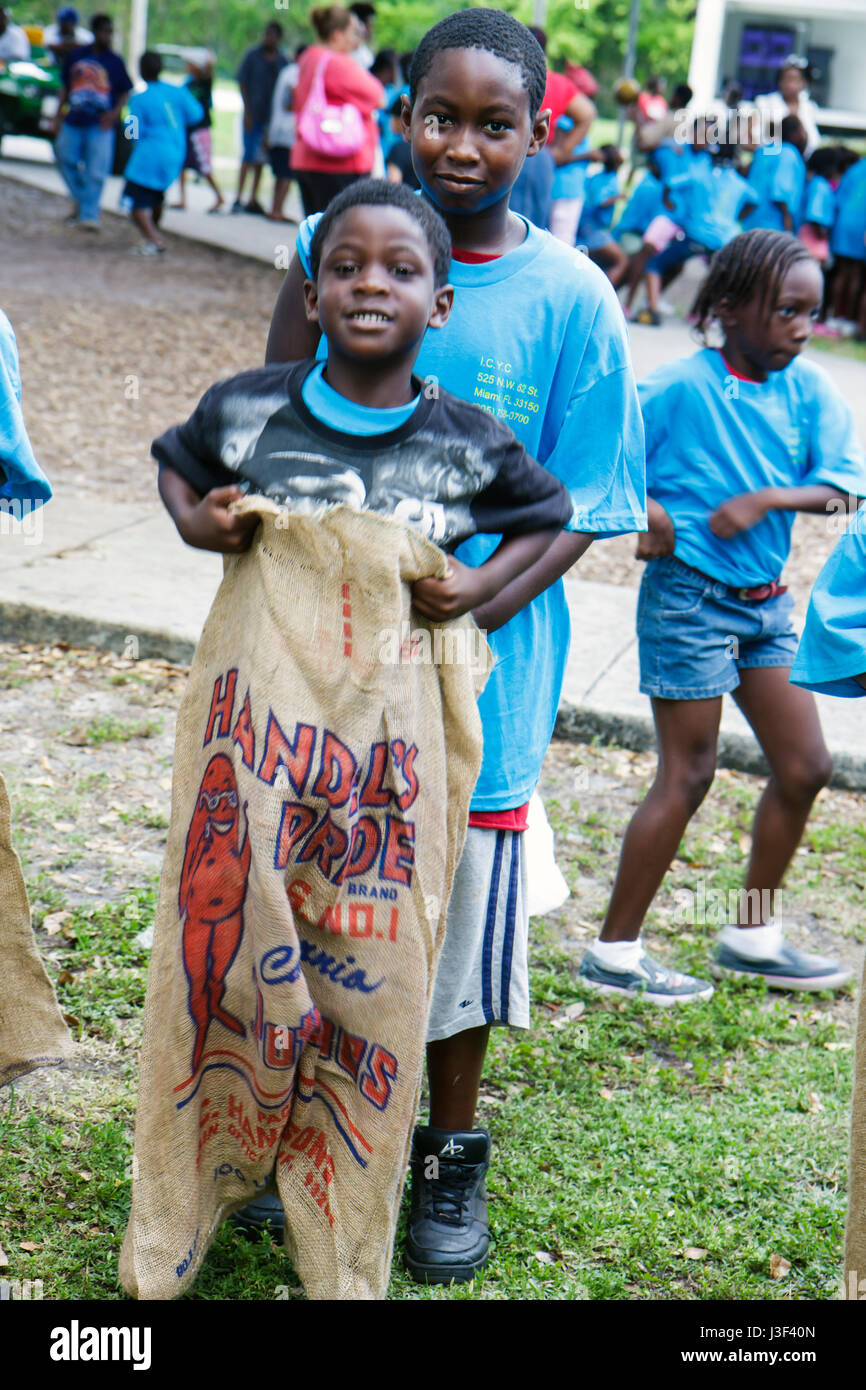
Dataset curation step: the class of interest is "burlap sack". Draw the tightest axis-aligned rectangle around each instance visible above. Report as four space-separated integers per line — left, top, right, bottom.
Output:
845 954 866 1298
0 771 73 1086
120 502 491 1300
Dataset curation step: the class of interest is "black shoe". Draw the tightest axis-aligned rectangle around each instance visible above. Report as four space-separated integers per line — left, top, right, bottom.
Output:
230 1192 285 1236
404 1126 490 1283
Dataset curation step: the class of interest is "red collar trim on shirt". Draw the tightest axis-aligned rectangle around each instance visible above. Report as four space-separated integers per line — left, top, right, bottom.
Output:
717 350 763 384
451 249 503 263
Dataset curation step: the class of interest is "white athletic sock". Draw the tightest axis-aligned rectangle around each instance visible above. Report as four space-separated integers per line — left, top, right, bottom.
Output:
590 936 644 972
718 920 784 961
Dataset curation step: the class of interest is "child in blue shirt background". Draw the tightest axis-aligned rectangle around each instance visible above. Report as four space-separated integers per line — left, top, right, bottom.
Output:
583 228 866 1005
121 51 204 256
265 8 646 1286
827 154 866 338
798 146 838 266
743 115 807 234
576 144 628 285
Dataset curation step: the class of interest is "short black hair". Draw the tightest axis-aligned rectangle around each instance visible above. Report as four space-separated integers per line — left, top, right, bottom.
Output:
671 82 692 109
264 20 283 38
350 2 376 23
692 229 815 340
139 49 162 81
807 145 840 179
409 9 546 123
309 179 452 287
781 114 807 148
90 12 112 32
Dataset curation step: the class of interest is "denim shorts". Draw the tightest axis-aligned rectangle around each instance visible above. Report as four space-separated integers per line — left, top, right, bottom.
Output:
637 555 798 700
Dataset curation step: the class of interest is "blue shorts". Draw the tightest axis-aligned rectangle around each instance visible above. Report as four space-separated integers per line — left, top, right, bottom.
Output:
647 234 707 276
242 122 267 164
638 555 798 700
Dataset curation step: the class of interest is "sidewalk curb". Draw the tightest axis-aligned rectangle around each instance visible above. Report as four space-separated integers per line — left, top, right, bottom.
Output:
4 598 866 792
554 701 866 793
0 601 196 667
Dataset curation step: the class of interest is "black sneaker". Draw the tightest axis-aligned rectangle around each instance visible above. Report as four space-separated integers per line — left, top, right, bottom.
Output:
404 1126 490 1284
230 1192 285 1236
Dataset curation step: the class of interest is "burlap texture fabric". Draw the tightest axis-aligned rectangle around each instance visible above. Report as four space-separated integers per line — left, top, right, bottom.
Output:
845 954 866 1298
120 502 491 1300
0 771 72 1086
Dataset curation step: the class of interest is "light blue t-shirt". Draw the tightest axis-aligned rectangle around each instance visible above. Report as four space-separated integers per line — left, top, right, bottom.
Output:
301 361 419 433
577 169 619 239
652 139 694 184
617 172 664 237
791 507 866 697
124 80 204 191
550 127 590 202
667 157 756 250
742 143 806 231
296 214 646 807
800 173 835 231
641 347 866 588
830 159 866 261
0 310 51 506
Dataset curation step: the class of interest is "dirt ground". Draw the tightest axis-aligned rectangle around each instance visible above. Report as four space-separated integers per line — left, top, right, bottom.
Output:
0 176 852 598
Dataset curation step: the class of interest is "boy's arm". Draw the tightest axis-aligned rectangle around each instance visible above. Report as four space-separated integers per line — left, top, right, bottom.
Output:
709 485 858 538
469 529 593 632
412 528 562 624
266 251 322 364
158 466 259 554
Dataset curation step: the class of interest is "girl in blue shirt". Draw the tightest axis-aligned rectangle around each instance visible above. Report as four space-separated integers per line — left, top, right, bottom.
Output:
583 229 866 1004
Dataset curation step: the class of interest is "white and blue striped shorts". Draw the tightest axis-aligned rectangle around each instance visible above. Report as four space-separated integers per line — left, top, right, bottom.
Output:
426 827 529 1042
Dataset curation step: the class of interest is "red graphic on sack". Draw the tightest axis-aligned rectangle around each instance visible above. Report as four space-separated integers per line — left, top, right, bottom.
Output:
180 755 251 1073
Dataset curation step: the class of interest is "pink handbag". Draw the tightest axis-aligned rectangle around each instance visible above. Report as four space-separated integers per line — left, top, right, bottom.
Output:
297 54 365 158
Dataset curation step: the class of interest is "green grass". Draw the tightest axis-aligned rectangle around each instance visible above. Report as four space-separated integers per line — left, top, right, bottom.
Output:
0 889 853 1301
1 738 862 1301
64 715 163 746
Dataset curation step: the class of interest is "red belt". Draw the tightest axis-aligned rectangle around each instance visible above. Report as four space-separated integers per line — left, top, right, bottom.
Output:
673 557 787 604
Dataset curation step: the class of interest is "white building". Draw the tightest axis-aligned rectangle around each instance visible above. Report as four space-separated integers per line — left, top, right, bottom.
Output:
689 0 866 138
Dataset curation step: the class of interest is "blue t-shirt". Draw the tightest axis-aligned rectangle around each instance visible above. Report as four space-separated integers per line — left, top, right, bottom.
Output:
742 143 806 231
652 139 694 184
0 311 51 506
124 81 204 191
301 362 419 433
830 159 866 262
577 169 619 240
617 172 664 236
791 507 866 697
62 44 132 127
800 173 835 231
641 347 866 588
667 157 756 250
550 126 589 202
296 214 646 807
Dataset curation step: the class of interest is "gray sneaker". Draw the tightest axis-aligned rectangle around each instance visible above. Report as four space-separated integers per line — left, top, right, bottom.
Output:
579 950 714 1005
713 938 853 991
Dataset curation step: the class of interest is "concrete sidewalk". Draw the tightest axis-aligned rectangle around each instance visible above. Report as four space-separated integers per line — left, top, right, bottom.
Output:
3 489 866 788
0 136 301 264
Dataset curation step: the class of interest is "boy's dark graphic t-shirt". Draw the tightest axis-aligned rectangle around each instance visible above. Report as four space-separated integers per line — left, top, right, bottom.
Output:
153 361 573 553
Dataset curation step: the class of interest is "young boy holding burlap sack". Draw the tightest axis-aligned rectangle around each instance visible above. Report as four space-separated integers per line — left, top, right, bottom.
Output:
119 181 572 1300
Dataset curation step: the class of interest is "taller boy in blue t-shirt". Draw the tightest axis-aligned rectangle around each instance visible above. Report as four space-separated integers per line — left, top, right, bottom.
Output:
266 9 646 1284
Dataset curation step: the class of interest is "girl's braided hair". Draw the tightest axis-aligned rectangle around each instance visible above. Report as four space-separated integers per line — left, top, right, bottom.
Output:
691 229 816 343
